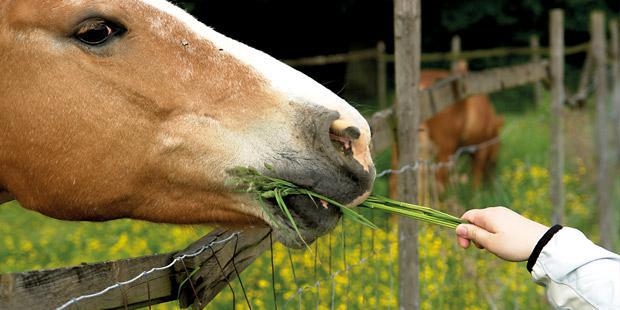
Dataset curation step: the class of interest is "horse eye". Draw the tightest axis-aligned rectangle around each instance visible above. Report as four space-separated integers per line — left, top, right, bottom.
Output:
75 20 124 46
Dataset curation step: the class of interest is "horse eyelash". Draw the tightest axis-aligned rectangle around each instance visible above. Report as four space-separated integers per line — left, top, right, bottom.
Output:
71 18 127 42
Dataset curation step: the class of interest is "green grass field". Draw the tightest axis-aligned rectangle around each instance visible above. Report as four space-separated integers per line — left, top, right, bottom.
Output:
1 92 618 309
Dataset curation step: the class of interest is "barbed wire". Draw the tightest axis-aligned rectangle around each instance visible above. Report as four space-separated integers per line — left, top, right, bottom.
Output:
283 246 385 307
281 215 397 309
375 124 512 179
381 46 608 179
56 231 241 310
364 121 512 308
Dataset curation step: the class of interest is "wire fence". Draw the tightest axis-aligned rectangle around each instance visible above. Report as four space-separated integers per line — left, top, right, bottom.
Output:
262 120 518 309
56 232 242 310
270 204 397 310
376 123 515 179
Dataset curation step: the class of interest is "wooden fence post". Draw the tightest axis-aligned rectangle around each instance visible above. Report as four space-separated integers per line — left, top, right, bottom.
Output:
451 35 462 74
394 0 421 308
377 41 388 109
610 23 620 254
530 35 543 106
550 10 565 226
592 11 614 250
610 20 620 167
571 51 593 107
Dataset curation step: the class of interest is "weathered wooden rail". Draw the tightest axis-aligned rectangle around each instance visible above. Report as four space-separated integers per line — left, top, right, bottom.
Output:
369 60 550 155
0 227 271 309
283 42 588 67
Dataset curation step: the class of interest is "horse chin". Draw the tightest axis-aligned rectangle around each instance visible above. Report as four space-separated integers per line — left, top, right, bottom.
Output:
260 195 342 249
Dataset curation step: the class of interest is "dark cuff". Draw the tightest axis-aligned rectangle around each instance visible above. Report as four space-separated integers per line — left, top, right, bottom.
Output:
527 224 563 273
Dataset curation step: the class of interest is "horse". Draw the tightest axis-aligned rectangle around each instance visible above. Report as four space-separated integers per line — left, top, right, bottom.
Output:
0 0 375 248
389 66 503 197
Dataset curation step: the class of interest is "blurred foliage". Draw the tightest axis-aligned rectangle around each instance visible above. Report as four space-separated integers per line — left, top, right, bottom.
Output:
177 0 620 53
174 0 617 100
434 0 617 47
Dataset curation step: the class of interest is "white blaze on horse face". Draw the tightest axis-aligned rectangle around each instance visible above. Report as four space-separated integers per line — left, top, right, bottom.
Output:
139 0 373 172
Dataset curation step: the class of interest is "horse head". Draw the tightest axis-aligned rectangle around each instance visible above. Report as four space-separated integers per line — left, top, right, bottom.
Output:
0 0 375 248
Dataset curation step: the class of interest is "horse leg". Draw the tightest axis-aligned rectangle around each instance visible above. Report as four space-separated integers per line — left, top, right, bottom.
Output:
483 142 500 184
435 145 455 193
0 191 14 205
471 148 490 189
417 127 435 204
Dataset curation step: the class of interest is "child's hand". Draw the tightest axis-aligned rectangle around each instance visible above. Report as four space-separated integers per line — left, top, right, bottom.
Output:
455 207 549 262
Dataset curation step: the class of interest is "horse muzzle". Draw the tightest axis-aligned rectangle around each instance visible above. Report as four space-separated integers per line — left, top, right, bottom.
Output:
262 105 375 248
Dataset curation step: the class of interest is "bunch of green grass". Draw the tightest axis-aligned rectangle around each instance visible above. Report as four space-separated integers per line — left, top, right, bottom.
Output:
360 196 466 229
228 166 378 246
228 166 465 243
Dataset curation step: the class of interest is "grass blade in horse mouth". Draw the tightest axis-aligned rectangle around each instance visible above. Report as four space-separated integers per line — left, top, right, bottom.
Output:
228 166 466 244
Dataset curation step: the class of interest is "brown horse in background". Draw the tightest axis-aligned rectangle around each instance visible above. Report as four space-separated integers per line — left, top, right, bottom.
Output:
389 65 503 198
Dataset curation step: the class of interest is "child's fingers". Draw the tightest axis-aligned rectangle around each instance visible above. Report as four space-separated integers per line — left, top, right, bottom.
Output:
456 224 493 249
457 235 470 248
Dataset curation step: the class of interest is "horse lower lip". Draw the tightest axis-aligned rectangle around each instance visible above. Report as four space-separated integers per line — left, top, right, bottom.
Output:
264 195 340 227
259 195 342 248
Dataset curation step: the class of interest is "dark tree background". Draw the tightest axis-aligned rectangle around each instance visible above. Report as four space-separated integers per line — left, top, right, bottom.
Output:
177 0 619 98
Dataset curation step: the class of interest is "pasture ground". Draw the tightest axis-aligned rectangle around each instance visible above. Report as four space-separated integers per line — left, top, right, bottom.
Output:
1 89 619 309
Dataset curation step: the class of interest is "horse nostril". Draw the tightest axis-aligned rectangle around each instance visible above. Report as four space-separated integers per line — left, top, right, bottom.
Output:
330 120 361 139
329 120 361 156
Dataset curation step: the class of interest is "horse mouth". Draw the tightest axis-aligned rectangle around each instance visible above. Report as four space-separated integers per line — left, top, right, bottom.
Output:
260 193 342 248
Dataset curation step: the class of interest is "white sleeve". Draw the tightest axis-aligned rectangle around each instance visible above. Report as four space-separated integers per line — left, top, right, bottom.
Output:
530 227 620 309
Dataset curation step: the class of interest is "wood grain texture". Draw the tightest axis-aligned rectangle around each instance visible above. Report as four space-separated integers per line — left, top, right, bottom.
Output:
591 11 614 250
451 35 462 74
369 108 395 157
281 43 588 69
568 51 592 106
530 35 543 106
174 228 271 308
377 41 388 110
0 227 271 309
610 19 620 183
393 0 421 308
550 9 566 226
283 49 377 66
